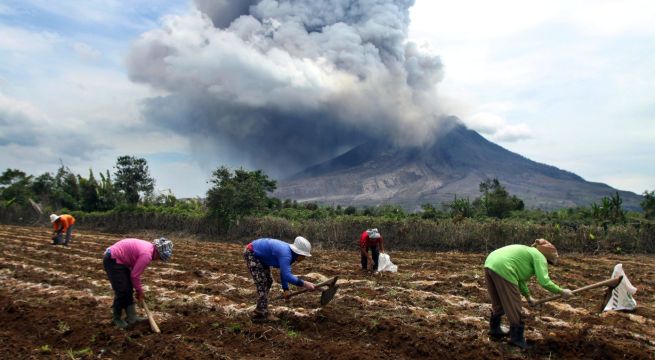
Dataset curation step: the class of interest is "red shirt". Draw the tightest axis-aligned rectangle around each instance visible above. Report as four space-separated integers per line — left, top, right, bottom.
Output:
359 230 383 249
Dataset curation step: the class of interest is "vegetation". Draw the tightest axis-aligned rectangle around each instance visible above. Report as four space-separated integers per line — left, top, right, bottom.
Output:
1 161 653 253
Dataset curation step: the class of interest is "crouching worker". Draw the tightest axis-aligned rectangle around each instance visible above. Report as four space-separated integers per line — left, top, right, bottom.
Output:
359 228 385 272
244 237 317 322
50 213 75 246
103 237 173 329
484 239 573 349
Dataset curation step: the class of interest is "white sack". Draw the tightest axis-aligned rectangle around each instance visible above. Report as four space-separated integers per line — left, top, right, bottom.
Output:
603 263 637 312
376 253 398 273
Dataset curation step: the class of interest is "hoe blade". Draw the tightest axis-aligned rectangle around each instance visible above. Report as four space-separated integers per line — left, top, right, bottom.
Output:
320 285 339 306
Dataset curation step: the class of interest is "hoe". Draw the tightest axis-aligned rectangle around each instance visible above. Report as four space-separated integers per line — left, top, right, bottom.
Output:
276 276 339 306
533 276 623 312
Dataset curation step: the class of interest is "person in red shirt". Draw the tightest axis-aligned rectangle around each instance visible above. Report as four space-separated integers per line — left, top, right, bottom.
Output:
359 228 385 271
50 214 75 246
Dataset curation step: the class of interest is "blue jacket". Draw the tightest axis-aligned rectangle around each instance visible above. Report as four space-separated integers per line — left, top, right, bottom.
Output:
251 238 303 290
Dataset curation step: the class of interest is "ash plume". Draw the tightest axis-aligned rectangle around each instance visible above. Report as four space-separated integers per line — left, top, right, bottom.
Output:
127 0 445 177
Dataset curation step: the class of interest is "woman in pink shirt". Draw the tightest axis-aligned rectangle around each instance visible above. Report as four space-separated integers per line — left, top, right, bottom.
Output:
103 237 173 328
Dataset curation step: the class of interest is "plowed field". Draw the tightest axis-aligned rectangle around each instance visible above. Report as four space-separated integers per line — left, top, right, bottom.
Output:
1 225 654 359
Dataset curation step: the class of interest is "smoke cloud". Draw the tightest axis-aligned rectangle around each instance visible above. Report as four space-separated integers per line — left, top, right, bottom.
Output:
127 0 445 177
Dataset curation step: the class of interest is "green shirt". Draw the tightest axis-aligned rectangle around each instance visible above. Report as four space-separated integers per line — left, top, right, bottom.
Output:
484 244 562 297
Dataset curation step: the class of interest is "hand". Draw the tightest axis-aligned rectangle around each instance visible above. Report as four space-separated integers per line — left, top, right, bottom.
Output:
136 292 145 303
283 290 291 301
560 289 574 298
303 281 316 291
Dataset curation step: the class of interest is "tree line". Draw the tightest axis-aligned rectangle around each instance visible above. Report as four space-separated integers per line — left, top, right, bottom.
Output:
1 156 654 228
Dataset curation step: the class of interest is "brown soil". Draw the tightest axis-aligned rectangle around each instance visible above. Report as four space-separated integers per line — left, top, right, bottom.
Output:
1 224 654 359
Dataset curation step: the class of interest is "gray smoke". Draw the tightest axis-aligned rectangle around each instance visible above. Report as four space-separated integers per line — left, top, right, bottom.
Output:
127 0 445 177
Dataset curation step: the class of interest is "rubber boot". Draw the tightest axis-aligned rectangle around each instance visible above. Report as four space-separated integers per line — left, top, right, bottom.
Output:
488 313 509 338
508 323 529 350
125 304 147 324
112 308 128 329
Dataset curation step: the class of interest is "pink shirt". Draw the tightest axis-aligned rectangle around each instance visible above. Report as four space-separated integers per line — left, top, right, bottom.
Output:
109 238 155 296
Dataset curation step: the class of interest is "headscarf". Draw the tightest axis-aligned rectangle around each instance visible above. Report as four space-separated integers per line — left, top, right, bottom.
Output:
532 238 558 264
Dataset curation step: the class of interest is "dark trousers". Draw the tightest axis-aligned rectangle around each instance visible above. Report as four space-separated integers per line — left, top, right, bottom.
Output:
54 225 74 245
361 245 380 270
103 252 134 311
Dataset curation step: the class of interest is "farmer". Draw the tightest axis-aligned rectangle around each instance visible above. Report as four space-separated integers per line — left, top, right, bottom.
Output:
103 237 173 329
243 236 317 322
484 239 573 349
50 213 75 246
359 228 385 272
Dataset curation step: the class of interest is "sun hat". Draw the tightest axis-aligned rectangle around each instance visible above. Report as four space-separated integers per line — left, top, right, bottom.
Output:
289 236 312 257
532 238 558 264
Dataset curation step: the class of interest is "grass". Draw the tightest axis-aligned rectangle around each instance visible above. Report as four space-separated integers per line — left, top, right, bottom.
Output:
227 323 241 333
66 347 93 359
56 321 70 334
37 344 51 354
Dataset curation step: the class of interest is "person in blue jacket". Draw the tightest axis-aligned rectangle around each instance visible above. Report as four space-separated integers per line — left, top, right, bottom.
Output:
243 236 317 322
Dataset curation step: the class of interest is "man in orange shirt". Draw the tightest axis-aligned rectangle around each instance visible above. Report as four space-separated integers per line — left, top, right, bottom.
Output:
50 213 76 246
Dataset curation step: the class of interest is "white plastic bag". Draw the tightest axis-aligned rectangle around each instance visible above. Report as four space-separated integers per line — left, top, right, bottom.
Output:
376 253 398 273
603 263 637 312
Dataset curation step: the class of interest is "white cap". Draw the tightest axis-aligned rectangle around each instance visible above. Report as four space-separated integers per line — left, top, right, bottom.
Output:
50 214 60 223
367 228 381 239
289 236 312 257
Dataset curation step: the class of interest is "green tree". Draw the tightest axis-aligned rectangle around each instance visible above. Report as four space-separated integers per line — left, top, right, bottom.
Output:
0 169 34 205
477 178 524 219
205 166 277 226
97 170 118 211
446 196 474 220
592 192 625 224
79 169 100 212
113 155 155 206
31 172 55 206
642 190 655 220
53 165 80 210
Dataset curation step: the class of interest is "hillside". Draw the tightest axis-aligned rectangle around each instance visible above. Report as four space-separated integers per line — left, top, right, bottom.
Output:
274 121 643 210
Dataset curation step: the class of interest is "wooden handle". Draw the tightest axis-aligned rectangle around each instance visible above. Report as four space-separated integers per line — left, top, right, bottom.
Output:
276 277 338 301
140 300 161 333
533 276 623 305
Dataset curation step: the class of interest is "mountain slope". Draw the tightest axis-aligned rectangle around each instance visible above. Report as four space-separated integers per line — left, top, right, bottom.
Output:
274 122 643 210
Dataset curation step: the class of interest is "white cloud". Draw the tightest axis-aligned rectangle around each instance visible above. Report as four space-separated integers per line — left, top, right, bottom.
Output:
72 42 101 62
465 112 531 143
0 25 61 53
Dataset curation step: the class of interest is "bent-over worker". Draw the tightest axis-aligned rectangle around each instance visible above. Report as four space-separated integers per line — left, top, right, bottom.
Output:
484 239 573 349
103 237 173 329
50 213 75 246
359 228 385 271
244 237 316 322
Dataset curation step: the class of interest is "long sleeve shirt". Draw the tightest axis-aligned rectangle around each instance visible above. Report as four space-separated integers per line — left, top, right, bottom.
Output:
250 238 303 290
53 214 75 232
359 231 383 249
108 238 155 296
484 244 562 297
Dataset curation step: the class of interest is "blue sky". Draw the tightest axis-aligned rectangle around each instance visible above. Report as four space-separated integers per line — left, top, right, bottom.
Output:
1 0 653 198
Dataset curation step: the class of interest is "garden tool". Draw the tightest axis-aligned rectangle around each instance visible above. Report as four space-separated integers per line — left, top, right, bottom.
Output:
276 276 339 306
139 300 161 333
533 276 623 310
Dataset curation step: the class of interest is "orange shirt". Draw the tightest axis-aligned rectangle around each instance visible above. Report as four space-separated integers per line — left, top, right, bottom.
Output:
53 214 76 232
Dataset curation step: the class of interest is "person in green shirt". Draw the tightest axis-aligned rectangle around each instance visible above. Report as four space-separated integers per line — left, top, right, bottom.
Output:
484 239 573 349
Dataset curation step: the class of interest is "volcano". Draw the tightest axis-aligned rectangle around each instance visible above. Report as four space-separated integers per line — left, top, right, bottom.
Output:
273 120 642 211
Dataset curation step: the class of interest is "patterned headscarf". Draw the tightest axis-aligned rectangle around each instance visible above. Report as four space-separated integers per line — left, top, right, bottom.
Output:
153 237 173 262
